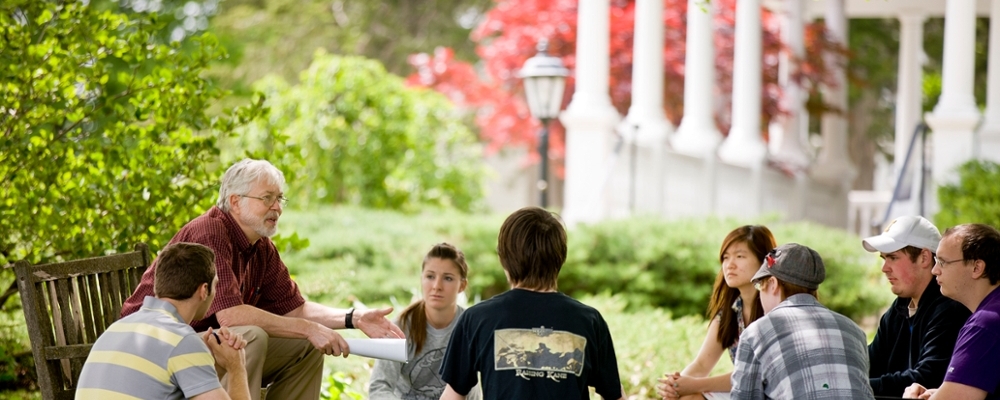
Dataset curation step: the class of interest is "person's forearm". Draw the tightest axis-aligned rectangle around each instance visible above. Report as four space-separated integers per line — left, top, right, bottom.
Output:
680 359 714 378
225 365 251 400
440 385 466 400
697 373 733 393
284 301 349 329
215 304 315 339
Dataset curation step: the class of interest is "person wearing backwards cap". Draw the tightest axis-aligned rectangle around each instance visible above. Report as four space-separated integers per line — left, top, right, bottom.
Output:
730 243 873 400
863 216 971 397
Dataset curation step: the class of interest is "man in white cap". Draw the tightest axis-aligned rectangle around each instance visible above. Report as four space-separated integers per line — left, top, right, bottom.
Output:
863 216 971 397
730 243 873 400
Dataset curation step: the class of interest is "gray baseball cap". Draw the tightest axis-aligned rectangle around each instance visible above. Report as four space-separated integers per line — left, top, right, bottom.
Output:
862 216 941 254
751 243 826 290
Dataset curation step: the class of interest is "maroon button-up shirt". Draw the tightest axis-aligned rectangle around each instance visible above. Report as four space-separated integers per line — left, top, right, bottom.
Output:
121 206 305 331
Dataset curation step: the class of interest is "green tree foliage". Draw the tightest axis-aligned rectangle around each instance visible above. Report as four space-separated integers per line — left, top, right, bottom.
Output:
225 51 485 212
206 0 492 97
1 1 262 391
936 160 1000 229
0 0 262 266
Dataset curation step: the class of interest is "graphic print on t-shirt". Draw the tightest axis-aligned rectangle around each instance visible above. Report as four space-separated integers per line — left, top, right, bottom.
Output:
494 326 587 382
401 347 447 400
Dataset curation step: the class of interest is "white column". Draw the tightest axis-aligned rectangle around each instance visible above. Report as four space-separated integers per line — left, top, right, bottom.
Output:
671 0 722 155
718 0 767 167
561 0 621 225
767 0 810 169
926 0 981 190
981 0 1000 162
625 0 671 145
812 0 856 188
892 14 926 179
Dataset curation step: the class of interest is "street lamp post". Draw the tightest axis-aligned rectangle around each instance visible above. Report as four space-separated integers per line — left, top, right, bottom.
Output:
519 39 569 208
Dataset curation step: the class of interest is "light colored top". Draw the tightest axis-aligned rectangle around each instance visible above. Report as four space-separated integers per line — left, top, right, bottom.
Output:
76 296 220 399
369 306 481 400
731 294 873 400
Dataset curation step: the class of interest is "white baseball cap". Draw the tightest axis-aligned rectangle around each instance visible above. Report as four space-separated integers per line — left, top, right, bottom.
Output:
862 216 941 253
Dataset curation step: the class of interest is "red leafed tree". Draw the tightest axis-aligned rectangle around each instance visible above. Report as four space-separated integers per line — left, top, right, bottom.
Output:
406 0 845 166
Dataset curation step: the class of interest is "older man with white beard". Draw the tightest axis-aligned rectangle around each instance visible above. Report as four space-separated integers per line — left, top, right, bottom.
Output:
121 159 403 400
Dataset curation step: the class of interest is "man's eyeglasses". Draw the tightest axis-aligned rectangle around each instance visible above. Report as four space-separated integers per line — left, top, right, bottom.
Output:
240 194 289 207
934 256 966 267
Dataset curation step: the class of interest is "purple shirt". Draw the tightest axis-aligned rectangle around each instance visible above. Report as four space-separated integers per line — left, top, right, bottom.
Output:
943 287 1000 398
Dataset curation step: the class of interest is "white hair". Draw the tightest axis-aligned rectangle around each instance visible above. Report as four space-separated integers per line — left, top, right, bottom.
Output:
216 159 286 212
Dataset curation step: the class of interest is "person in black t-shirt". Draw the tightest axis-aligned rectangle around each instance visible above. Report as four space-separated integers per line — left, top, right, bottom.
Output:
439 207 625 400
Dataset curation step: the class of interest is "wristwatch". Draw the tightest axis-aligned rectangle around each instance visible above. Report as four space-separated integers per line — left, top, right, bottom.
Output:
345 307 355 329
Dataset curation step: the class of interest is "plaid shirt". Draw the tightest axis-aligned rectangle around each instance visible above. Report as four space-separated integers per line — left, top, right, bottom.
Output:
731 294 874 400
121 207 305 331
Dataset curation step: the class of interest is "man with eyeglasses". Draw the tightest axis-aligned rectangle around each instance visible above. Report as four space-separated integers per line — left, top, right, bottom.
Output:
862 216 971 397
730 243 873 400
121 159 404 400
903 224 1000 400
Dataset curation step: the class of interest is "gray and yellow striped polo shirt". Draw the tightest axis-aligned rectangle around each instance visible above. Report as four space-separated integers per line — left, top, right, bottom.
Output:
76 296 221 399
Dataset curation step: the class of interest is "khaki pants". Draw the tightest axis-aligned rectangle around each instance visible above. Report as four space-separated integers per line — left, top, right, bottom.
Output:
220 325 323 400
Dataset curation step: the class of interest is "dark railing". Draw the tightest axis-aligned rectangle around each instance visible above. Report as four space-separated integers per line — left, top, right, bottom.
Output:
879 122 930 229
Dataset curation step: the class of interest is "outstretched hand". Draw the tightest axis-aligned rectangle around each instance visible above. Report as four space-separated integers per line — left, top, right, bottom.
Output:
355 307 405 339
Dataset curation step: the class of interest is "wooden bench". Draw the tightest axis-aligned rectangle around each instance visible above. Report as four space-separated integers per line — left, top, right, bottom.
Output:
11 243 151 400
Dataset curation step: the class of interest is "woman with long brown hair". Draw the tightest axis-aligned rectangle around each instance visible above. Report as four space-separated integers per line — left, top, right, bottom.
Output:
369 243 481 399
656 225 777 399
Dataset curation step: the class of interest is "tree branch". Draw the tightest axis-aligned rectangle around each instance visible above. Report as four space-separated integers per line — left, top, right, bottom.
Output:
0 281 20 311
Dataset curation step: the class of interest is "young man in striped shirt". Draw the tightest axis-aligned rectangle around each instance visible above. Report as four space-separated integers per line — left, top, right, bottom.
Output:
77 242 250 399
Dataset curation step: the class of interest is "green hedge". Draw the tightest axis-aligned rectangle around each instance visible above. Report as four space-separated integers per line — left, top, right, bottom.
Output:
561 217 888 320
936 160 1000 229
282 207 891 322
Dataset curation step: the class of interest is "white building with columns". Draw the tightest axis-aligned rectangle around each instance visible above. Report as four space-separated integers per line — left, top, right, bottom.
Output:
542 0 1000 235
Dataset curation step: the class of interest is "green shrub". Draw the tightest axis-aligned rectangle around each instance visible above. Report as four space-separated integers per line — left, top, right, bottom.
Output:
319 371 364 400
282 208 891 322
559 216 890 321
222 50 487 212
0 289 35 393
561 217 725 317
279 207 505 307
936 160 1000 229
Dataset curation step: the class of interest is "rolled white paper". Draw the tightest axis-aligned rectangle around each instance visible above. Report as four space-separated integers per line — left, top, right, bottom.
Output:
344 338 408 363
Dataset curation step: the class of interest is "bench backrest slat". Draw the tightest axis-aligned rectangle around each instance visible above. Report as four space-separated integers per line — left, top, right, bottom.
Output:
11 243 151 400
